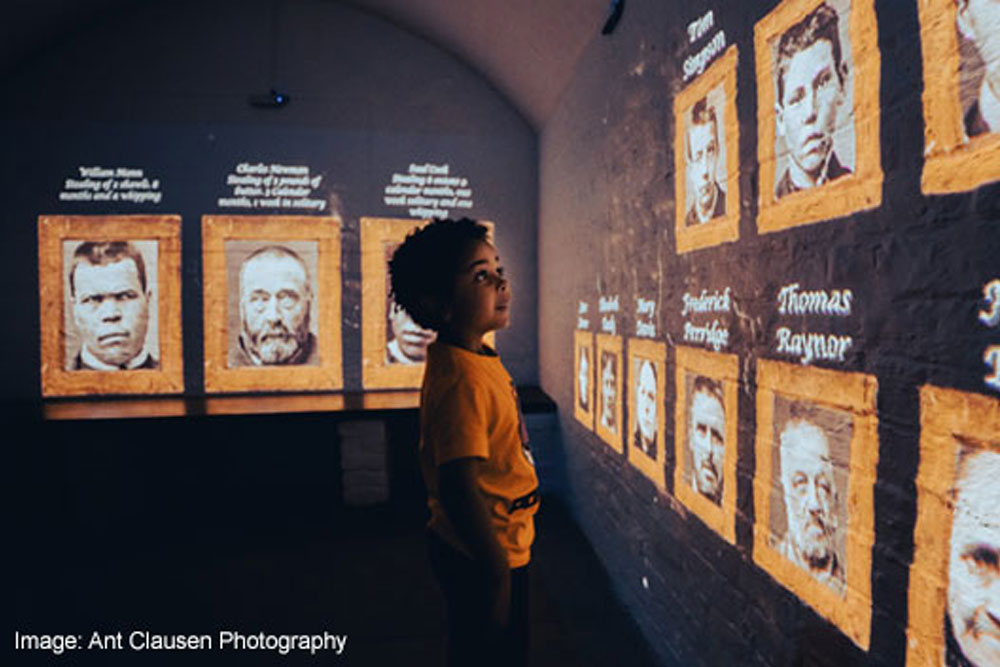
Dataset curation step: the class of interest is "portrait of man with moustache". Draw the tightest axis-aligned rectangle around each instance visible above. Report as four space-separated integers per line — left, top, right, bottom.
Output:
65 240 159 371
772 401 851 595
228 243 319 367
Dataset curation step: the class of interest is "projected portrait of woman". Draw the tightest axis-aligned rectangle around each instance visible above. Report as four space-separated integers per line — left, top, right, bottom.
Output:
627 339 666 489
755 0 882 232
908 386 1000 667
599 351 618 434
753 360 878 650
384 243 436 365
594 333 623 453
362 217 491 389
39 215 183 397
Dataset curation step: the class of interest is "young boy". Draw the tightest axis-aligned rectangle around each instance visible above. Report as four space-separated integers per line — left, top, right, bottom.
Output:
389 218 539 667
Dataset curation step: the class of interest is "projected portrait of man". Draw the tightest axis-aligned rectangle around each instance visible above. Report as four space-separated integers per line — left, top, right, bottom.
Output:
633 359 658 459
68 240 157 371
945 447 1000 667
689 375 725 505
386 298 436 364
600 351 617 433
777 415 845 593
578 347 590 412
230 245 318 367
685 97 727 226
774 2 852 199
956 0 1000 137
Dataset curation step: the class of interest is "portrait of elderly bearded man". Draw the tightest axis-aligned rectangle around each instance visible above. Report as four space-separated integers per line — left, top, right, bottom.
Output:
632 359 658 459
230 245 318 367
945 448 1000 667
956 0 1000 137
774 2 852 199
68 240 157 371
777 416 845 594
689 376 726 505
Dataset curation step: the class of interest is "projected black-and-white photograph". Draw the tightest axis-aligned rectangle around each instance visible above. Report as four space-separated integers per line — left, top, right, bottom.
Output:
225 240 320 368
599 350 618 434
684 90 728 227
63 240 159 371
769 397 852 596
771 0 856 201
631 357 658 460
945 444 1000 667
384 243 436 365
578 346 592 413
683 373 726 506
957 0 1000 138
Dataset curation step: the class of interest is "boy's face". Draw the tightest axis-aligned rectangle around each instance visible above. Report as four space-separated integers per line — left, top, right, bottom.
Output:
447 240 511 340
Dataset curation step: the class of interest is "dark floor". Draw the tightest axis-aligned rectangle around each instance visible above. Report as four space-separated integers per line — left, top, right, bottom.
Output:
14 498 660 667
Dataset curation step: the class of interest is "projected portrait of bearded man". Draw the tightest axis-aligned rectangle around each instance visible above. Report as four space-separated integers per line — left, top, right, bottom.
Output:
228 243 319 367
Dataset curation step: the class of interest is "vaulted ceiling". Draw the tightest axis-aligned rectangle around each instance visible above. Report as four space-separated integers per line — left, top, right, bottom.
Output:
2 0 610 129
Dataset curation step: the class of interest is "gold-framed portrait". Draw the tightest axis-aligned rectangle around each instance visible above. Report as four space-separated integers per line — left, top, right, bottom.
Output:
627 338 667 489
595 333 624 454
360 217 494 390
38 215 184 397
202 215 342 394
574 329 596 430
754 0 882 233
674 45 741 254
674 346 739 544
907 385 1000 667
918 0 1000 193
753 359 878 649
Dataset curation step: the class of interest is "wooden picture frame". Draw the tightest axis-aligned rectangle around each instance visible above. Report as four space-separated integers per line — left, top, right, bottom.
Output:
360 217 494 390
574 330 595 430
674 46 741 254
39 215 183 397
202 215 342 393
754 0 882 233
627 338 667 489
595 333 624 454
917 0 1000 193
753 359 878 649
674 346 739 543
906 385 1000 666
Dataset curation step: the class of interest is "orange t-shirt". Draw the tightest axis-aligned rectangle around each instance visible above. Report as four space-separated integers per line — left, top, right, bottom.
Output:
420 341 540 568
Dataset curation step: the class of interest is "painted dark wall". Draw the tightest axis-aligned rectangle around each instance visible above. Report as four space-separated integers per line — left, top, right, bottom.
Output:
0 0 538 401
539 1 997 665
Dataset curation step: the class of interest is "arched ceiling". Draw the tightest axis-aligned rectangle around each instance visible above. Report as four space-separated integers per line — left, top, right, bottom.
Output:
2 0 610 129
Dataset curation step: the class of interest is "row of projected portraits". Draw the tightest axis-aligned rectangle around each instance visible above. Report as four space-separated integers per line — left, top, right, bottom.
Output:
38 215 488 397
674 0 1000 253
573 332 999 662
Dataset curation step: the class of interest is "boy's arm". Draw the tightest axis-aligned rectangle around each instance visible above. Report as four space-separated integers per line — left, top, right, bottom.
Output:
438 457 510 626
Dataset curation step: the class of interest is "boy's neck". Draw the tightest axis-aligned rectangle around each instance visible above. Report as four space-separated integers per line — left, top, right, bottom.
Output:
437 330 490 355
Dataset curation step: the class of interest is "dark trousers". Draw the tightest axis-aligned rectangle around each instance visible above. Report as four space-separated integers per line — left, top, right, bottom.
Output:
427 531 530 667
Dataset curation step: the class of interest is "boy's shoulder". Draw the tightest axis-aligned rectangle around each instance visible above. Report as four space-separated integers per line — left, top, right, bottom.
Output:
424 342 506 395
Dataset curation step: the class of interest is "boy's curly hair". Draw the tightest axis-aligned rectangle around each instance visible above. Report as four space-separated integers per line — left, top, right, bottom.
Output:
388 218 490 331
